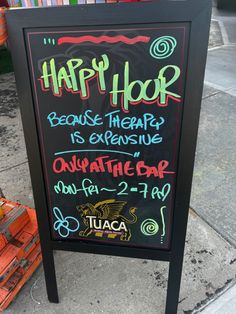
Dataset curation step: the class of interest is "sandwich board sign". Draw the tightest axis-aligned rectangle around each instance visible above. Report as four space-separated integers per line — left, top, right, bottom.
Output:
6 1 211 312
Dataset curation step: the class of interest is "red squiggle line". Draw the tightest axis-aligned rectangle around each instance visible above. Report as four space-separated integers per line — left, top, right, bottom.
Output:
58 35 150 45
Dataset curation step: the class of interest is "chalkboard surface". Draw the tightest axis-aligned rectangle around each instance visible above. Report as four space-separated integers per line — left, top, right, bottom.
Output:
25 24 189 249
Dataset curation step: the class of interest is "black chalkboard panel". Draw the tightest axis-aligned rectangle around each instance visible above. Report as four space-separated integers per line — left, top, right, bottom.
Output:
25 24 189 249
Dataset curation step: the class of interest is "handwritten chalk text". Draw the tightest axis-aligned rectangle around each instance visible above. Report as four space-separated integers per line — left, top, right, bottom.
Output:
52 155 175 178
40 55 181 112
54 178 171 201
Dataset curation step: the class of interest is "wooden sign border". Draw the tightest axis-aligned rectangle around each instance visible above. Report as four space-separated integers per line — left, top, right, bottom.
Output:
6 1 211 312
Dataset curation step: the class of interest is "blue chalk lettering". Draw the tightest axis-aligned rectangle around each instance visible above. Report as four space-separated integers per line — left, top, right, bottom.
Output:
47 110 103 128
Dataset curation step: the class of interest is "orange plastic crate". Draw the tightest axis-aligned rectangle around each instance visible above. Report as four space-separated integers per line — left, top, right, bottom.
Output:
0 198 42 311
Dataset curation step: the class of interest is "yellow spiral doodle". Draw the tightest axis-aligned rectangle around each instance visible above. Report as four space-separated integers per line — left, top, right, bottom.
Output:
141 219 159 236
150 36 177 59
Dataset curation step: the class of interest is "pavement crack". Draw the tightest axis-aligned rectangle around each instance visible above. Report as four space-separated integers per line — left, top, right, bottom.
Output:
178 297 187 304
189 206 236 249
202 90 222 100
0 160 28 174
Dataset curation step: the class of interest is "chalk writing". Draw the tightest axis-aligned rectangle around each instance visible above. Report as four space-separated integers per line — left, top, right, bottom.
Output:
89 131 162 146
54 179 171 201
40 54 109 98
53 207 80 238
150 36 177 59
110 63 181 111
138 183 171 200
160 206 166 243
141 219 159 236
52 155 175 178
58 35 151 46
48 110 165 131
54 149 134 157
47 110 103 127
39 55 181 111
105 110 165 130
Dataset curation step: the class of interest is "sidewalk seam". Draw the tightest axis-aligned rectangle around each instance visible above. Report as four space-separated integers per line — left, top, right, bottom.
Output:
0 160 28 174
189 206 236 249
195 279 236 313
217 20 230 45
202 90 222 100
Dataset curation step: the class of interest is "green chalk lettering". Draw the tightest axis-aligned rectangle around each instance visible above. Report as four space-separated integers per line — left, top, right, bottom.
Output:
79 68 96 98
158 65 181 104
58 67 72 90
41 58 59 95
92 54 109 92
110 61 130 111
40 54 181 110
110 63 181 112
67 59 83 92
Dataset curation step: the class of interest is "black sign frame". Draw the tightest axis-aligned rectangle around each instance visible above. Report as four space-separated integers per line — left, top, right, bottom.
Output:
6 1 211 313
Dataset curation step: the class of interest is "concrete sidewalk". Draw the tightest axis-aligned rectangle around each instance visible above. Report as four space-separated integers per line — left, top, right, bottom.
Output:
191 3 236 313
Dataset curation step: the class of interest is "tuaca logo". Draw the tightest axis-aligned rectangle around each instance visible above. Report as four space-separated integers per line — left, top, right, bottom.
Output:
86 216 128 232
77 199 137 241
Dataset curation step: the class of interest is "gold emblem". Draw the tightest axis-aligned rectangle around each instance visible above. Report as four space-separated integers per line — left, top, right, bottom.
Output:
77 199 137 241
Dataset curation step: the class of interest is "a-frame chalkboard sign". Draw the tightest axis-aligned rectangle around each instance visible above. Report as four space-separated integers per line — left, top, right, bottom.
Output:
6 1 211 312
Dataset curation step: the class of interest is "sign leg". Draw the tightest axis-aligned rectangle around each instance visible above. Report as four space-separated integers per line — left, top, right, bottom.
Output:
41 248 59 303
165 257 184 314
